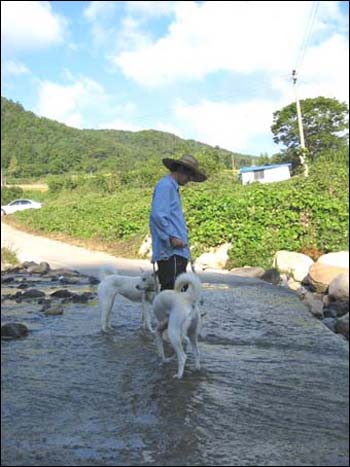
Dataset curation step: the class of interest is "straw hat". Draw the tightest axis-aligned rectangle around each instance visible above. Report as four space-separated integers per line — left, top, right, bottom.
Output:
162 154 207 182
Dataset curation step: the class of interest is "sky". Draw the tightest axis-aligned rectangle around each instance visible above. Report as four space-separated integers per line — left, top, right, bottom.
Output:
1 1 349 156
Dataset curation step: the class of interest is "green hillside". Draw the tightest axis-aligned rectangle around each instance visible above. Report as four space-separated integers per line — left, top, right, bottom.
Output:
1 96 257 178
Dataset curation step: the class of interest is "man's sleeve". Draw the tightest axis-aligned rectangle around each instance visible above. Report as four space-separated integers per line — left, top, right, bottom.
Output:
151 183 178 242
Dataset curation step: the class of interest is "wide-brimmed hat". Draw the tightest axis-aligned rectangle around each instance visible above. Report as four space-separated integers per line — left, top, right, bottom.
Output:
162 154 207 182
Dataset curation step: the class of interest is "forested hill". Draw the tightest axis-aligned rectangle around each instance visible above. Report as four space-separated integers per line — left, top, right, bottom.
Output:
1 96 257 178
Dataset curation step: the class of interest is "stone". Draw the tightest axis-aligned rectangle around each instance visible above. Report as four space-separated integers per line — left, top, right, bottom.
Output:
317 251 349 269
328 273 349 301
308 263 348 293
273 250 314 282
1 323 29 340
230 266 265 278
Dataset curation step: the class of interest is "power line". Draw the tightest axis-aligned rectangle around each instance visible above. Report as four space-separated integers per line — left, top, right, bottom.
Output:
295 1 320 72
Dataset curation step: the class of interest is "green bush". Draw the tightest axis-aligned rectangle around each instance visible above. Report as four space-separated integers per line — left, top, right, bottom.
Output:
1 186 24 205
13 151 349 269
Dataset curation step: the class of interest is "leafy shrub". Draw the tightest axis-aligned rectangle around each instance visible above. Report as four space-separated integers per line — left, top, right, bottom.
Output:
1 186 24 205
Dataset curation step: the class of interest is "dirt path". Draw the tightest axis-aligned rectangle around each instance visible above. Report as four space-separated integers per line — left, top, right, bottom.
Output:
1 221 266 287
1 221 151 277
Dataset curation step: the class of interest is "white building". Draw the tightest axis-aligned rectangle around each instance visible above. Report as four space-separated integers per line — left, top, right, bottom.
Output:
239 163 292 185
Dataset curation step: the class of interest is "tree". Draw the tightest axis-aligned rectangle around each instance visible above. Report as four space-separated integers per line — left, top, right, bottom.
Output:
271 97 349 165
8 156 19 177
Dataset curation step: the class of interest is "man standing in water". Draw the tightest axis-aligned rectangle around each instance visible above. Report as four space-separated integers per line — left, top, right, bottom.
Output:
149 154 207 291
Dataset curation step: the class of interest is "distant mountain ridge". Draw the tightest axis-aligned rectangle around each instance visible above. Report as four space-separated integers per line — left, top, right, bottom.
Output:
1 96 257 178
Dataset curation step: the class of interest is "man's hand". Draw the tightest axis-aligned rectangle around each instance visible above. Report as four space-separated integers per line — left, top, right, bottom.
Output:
170 237 187 248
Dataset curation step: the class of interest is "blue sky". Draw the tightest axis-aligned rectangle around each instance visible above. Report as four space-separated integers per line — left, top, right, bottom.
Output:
1 1 349 156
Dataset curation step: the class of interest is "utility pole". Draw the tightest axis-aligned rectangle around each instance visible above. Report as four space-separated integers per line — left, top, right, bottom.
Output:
231 154 235 171
292 69 309 177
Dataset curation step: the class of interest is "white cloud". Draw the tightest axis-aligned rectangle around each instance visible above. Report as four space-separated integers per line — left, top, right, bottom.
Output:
36 76 108 128
112 0 347 91
124 1 179 18
1 1 67 52
3 60 30 75
175 98 277 154
299 34 349 103
109 1 348 154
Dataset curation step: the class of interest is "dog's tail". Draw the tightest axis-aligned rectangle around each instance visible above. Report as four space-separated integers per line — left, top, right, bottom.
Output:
98 264 119 281
174 272 201 303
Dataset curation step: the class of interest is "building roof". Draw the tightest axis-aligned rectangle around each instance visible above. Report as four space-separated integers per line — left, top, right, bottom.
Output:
239 163 292 174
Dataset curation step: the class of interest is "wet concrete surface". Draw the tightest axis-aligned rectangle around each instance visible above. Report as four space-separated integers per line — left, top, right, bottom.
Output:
1 267 349 466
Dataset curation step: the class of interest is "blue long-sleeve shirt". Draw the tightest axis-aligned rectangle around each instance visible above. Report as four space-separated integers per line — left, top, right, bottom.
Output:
149 175 189 262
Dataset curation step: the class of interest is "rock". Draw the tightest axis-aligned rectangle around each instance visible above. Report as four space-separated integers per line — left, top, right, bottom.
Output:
38 299 52 311
273 250 314 282
44 305 64 316
328 273 349 301
89 276 100 285
72 292 95 303
50 289 75 299
322 318 337 333
261 268 281 285
51 268 81 277
286 277 303 291
335 313 349 340
27 262 51 274
22 261 38 270
302 292 324 318
1 323 29 340
317 251 349 269
323 308 338 319
59 276 80 285
323 300 349 318
1 276 15 284
21 289 46 299
230 266 265 278
308 263 348 293
195 243 232 271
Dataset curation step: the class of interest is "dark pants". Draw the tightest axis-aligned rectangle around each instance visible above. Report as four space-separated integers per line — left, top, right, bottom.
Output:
157 255 188 291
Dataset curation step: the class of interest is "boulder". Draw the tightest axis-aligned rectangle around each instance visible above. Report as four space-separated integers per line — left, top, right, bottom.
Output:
308 263 348 293
335 313 349 340
44 305 64 316
261 268 281 285
21 289 46 299
230 266 265 278
328 273 349 301
1 323 29 340
302 292 324 319
27 261 51 274
273 250 314 282
195 243 231 271
323 300 349 318
317 251 349 269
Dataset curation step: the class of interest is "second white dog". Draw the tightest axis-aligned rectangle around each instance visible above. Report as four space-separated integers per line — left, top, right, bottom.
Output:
151 272 202 379
97 265 157 333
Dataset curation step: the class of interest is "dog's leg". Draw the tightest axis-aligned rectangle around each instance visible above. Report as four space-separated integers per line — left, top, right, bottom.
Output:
155 330 167 361
101 292 117 332
167 324 187 379
188 313 201 371
141 294 154 333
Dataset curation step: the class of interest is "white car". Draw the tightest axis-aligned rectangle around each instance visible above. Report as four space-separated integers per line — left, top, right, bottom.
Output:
1 199 42 216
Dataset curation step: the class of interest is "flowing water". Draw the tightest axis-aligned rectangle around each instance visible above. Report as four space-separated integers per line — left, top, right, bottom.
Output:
1 277 349 466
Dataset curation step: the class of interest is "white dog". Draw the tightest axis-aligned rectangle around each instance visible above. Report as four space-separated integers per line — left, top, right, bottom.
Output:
97 265 157 333
151 272 202 379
